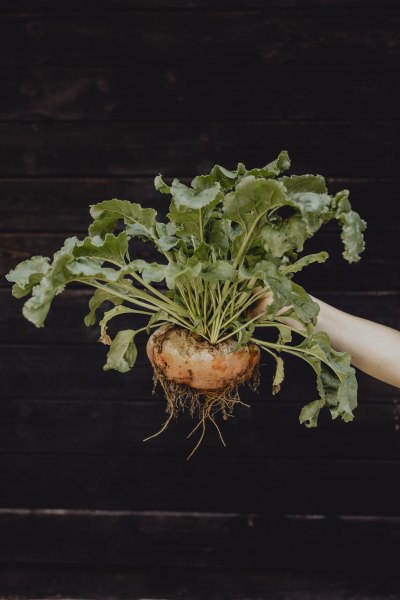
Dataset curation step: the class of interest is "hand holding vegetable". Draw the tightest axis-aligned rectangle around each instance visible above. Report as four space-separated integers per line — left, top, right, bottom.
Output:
6 151 367 456
250 292 400 388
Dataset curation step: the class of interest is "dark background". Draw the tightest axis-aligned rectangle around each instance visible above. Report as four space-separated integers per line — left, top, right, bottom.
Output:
1 1 400 598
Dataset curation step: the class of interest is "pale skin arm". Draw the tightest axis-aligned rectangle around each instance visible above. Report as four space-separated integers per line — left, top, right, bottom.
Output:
248 291 400 388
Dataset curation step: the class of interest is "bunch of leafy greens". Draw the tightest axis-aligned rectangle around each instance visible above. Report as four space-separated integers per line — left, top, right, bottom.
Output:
6 151 366 427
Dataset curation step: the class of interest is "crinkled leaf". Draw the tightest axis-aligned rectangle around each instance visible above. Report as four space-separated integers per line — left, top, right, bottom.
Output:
281 251 329 275
272 354 285 395
170 179 222 210
192 164 239 192
89 199 157 239
73 231 128 266
84 288 123 327
208 219 232 257
168 180 223 241
289 282 320 325
99 305 138 340
223 176 287 255
288 192 331 235
299 399 326 428
281 174 327 195
239 260 292 316
154 174 170 194
295 331 357 425
244 150 291 178
104 329 138 373
6 256 51 298
333 190 366 263
128 259 166 283
17 235 132 328
146 310 170 334
262 215 308 257
201 261 237 282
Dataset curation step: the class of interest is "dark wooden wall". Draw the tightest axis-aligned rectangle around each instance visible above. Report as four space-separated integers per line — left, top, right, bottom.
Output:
1 0 400 596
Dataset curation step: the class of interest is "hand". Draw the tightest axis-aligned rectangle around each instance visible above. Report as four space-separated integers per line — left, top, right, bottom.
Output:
247 287 293 322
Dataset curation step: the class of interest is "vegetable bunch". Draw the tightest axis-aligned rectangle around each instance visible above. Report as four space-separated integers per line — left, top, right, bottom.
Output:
6 151 366 428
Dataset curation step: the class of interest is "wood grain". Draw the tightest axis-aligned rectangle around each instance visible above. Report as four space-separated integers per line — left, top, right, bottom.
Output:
0 510 400 569
0 121 396 178
0 11 399 66
2 564 400 600
0 454 400 513
0 399 397 459
2 66 399 121
1 0 399 9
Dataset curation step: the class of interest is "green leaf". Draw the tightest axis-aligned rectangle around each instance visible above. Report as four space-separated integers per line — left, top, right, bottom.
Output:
297 331 358 423
201 261 237 282
154 174 170 194
73 231 128 266
21 237 80 327
146 310 170 334
272 354 285 395
6 256 51 298
89 199 157 239
128 259 167 283
288 192 331 235
165 260 201 289
17 234 131 328
104 329 138 373
207 219 232 257
223 176 287 256
167 180 223 241
299 399 326 428
281 251 329 275
170 179 222 210
84 288 123 327
239 260 292 316
262 216 308 257
192 164 239 192
333 190 366 263
99 305 138 341
281 174 327 195
289 282 320 325
232 321 256 351
244 150 291 178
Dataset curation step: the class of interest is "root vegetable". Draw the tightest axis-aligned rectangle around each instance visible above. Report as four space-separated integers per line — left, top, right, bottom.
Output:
145 324 261 458
146 324 260 391
6 151 366 457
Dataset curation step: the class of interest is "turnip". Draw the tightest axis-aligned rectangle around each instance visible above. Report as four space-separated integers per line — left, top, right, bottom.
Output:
6 151 366 457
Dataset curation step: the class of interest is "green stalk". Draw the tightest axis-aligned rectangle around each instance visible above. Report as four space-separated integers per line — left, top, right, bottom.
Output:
216 314 261 343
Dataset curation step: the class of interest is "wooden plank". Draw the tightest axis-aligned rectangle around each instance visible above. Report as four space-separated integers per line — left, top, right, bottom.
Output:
0 455 399 513
0 12 399 67
2 564 400 600
0 510 400 569
3 290 400 344
2 229 399 289
2 66 399 121
0 121 396 178
0 399 397 459
1 1 399 9
0 343 397 402
0 178 397 233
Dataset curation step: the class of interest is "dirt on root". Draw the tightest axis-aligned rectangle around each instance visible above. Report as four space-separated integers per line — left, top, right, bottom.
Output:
144 363 260 460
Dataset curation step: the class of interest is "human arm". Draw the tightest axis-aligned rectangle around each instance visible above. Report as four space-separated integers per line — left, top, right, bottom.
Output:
248 291 400 388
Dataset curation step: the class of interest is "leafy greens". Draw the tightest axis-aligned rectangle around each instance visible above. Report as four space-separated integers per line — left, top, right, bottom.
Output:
6 151 366 427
